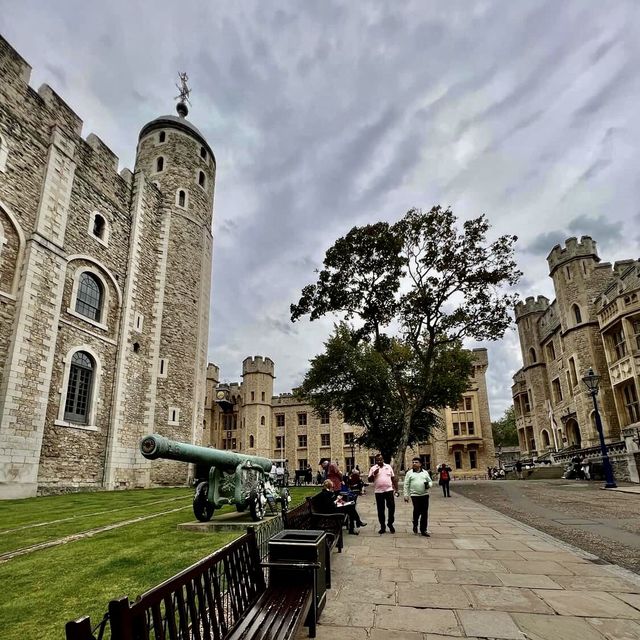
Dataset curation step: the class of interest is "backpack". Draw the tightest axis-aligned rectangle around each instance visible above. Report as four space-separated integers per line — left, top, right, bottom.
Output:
440 468 450 481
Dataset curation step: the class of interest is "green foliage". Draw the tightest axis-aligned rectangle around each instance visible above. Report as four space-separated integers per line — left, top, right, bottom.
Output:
292 206 521 464
491 405 519 447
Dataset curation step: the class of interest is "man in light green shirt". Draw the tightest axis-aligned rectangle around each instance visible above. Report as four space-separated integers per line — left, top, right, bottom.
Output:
403 457 432 536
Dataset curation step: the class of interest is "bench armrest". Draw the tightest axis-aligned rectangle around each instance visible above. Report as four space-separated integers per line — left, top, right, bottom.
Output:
310 512 346 521
260 561 320 570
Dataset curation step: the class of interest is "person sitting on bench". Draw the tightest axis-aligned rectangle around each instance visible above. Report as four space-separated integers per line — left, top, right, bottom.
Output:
312 480 367 534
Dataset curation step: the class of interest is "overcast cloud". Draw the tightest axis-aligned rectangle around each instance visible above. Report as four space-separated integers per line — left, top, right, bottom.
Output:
2 1 639 420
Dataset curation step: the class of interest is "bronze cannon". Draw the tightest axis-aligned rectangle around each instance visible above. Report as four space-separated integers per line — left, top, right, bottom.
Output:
140 434 290 522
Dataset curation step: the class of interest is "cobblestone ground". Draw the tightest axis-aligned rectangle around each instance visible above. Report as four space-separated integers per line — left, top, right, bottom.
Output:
454 479 640 575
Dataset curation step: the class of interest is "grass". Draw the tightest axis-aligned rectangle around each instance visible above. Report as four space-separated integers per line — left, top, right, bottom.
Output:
0 485 318 640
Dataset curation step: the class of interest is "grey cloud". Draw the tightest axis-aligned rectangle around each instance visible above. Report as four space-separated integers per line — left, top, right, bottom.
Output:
524 231 568 256
567 214 623 247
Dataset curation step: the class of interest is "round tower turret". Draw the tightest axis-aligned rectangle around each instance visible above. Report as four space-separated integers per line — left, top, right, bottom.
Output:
134 103 215 483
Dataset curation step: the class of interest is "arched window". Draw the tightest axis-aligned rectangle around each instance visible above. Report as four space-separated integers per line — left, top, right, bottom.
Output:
75 272 103 321
541 429 550 448
156 157 164 172
178 190 186 208
529 347 537 364
158 131 166 143
92 214 106 239
64 351 94 424
249 435 254 448
200 146 207 160
260 416 265 426
198 171 206 188
573 304 582 324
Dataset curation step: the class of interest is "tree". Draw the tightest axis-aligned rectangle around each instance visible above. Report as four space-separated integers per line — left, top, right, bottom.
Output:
491 406 519 448
298 323 473 460
291 206 521 468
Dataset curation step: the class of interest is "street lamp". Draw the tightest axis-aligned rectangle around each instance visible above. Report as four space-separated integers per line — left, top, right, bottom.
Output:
581 367 617 489
350 439 356 472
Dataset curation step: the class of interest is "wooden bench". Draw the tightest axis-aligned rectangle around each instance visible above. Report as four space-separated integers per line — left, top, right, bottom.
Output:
65 528 319 640
284 497 345 553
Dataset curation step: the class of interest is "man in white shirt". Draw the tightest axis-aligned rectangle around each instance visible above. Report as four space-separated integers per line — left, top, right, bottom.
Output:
403 457 432 536
368 453 398 534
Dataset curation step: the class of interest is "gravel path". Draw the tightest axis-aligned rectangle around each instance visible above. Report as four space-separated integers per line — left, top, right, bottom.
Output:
454 479 640 575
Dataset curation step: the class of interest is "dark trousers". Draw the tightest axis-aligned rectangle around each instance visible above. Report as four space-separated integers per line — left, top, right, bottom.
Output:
342 504 363 531
441 480 450 497
375 491 395 527
411 495 429 532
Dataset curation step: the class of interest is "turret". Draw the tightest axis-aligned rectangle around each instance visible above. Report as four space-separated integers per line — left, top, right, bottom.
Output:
133 99 215 483
242 357 275 457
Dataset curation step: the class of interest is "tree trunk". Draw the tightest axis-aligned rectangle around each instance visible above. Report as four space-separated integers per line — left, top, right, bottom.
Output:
391 406 413 482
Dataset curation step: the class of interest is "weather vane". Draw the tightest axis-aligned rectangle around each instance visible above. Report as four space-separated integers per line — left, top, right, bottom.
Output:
175 72 191 117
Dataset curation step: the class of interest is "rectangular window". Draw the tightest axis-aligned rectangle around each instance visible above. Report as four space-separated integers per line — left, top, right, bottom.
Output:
135 312 144 331
454 451 462 469
298 434 307 448
468 421 475 435
158 358 168 378
569 357 578 388
469 450 477 469
275 435 285 449
420 454 431 470
546 341 556 361
261 391 265 401
566 371 573 397
276 414 285 427
321 433 331 447
552 378 563 404
622 382 640 424
460 422 467 435
453 422 460 436
633 318 640 351
320 411 330 424
611 325 627 360
298 413 307 426
168 407 180 425
251 391 255 401
524 391 531 413
464 397 472 411
344 456 355 471
298 458 308 470
344 432 354 445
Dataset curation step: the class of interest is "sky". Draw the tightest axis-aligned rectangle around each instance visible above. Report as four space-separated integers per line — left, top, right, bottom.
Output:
2 1 639 420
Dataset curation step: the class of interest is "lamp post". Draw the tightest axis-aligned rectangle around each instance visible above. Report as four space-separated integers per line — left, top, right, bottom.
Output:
581 367 617 489
349 439 356 472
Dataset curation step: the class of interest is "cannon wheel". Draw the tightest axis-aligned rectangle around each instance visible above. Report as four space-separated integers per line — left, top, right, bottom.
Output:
279 488 290 517
249 488 265 521
193 481 215 522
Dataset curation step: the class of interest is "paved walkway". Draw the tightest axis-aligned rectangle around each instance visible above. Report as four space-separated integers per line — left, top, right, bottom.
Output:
305 489 640 639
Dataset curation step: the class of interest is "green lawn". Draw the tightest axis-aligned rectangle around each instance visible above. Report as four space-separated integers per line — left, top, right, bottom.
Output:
0 486 318 640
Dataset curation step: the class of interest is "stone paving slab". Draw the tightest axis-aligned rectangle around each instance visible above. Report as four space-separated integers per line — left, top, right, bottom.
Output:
300 490 640 640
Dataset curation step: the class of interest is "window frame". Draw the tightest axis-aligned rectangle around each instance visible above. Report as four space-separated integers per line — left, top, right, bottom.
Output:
297 434 307 448
320 433 331 447
275 414 285 427
88 211 109 247
298 412 307 426
55 346 101 431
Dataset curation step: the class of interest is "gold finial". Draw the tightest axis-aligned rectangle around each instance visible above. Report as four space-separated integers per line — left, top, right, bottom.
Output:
175 72 191 117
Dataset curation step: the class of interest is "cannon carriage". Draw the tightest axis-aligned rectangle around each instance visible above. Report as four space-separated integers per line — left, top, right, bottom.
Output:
139 434 290 522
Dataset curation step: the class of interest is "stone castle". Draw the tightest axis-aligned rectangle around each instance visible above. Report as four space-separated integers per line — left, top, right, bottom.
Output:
0 36 214 498
204 351 497 477
0 35 497 498
512 236 640 481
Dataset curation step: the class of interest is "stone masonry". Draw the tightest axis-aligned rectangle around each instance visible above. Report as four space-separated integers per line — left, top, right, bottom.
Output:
0 35 215 497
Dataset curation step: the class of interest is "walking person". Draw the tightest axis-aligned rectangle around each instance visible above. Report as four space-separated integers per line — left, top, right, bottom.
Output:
515 459 523 480
403 457 432 536
437 462 452 497
368 453 398 534
580 456 591 480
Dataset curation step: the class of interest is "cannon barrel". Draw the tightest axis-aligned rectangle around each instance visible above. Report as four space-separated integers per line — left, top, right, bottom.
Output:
139 434 272 472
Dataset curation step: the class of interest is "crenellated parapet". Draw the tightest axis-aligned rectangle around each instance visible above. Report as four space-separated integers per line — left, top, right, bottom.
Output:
547 236 599 275
242 356 275 377
514 295 550 321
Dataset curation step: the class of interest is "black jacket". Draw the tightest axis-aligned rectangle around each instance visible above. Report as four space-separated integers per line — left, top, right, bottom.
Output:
311 490 338 513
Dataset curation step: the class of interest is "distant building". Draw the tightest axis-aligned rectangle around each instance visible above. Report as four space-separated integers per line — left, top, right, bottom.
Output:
512 236 640 481
204 350 497 477
0 36 215 497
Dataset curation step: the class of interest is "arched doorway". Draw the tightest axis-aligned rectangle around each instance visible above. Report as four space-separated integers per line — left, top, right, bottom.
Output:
566 419 581 447
540 429 551 449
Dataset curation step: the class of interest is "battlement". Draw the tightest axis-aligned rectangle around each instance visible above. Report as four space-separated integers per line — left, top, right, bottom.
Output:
514 295 550 320
206 363 220 381
242 356 275 376
86 133 119 173
37 84 83 136
613 260 636 277
0 35 32 88
547 236 599 274
471 348 488 366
